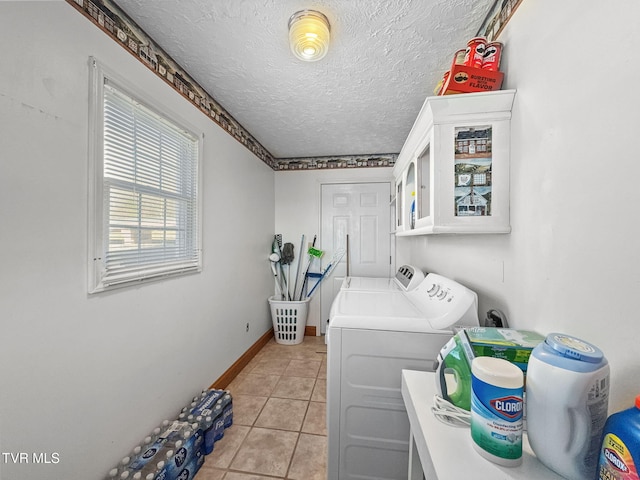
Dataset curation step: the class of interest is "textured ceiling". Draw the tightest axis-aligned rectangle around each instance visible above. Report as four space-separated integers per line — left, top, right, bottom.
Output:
114 0 496 159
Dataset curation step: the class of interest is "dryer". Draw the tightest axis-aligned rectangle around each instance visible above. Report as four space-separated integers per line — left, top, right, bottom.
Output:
340 264 425 293
327 273 479 480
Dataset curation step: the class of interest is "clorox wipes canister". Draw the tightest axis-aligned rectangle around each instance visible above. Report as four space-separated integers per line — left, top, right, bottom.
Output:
526 333 610 480
596 394 640 480
471 356 524 467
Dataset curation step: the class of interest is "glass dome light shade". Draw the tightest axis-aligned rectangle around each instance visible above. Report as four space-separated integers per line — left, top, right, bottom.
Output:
288 10 331 62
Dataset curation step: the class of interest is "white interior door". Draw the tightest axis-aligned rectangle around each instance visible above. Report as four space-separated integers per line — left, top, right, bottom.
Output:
320 182 392 334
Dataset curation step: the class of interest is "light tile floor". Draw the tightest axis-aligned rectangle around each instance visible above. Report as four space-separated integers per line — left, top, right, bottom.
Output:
196 335 327 480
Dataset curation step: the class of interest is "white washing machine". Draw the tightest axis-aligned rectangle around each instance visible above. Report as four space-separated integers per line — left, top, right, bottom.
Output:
325 265 425 345
340 264 425 293
327 273 479 480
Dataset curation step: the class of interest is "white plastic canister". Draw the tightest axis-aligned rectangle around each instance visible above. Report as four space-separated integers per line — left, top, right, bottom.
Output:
471 356 524 467
526 333 609 480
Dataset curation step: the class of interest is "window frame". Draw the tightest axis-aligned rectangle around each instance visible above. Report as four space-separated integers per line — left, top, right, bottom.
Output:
88 57 203 293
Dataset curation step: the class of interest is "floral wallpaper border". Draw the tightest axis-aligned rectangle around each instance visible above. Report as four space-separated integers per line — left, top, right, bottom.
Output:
66 0 520 172
66 0 279 169
276 154 397 171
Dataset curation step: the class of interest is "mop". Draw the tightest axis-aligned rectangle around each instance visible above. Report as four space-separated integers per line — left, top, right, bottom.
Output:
272 234 294 300
298 235 320 300
281 242 295 300
292 234 305 301
306 248 346 299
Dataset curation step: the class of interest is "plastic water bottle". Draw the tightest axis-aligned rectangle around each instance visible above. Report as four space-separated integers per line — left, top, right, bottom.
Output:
526 333 609 480
141 436 153 450
212 404 225 441
194 414 213 454
154 461 165 476
119 456 132 472
595 394 640 480
129 422 194 478
219 392 233 428
111 448 139 479
137 459 164 480
105 467 119 479
164 449 174 462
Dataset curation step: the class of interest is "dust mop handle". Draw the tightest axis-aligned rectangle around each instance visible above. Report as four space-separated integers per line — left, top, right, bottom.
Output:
346 234 350 277
306 263 332 298
306 249 344 298
275 234 291 301
292 234 305 301
298 235 316 301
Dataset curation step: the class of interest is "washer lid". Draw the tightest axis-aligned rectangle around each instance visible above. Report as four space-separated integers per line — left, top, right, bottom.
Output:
342 276 397 292
329 290 451 333
341 265 425 293
331 290 420 317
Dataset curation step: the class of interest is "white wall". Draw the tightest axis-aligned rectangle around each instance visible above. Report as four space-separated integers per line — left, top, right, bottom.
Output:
0 2 274 479
399 0 640 411
275 167 394 332
4 1 639 478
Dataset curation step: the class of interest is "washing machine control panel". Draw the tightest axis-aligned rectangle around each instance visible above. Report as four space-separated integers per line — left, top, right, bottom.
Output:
426 283 453 302
406 273 479 329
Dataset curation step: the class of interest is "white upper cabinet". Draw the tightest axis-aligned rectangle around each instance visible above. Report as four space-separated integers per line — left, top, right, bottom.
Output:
393 90 516 235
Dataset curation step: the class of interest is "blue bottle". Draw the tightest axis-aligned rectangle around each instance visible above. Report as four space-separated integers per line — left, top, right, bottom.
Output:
595 394 640 480
219 392 233 428
410 194 416 229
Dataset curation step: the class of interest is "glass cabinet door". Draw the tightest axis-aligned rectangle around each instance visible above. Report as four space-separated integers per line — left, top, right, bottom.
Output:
406 162 416 229
396 180 403 230
418 143 431 225
392 90 515 235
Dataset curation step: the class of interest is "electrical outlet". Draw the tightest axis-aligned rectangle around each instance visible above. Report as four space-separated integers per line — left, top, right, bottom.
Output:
246 322 250 332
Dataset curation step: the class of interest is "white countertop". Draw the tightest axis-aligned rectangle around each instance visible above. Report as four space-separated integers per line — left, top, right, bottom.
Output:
401 369 565 480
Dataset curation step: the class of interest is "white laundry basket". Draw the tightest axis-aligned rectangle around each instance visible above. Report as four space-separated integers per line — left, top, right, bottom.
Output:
268 296 310 345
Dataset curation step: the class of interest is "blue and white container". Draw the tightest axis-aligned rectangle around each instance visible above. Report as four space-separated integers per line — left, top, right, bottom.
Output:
470 356 524 467
187 389 232 454
526 333 609 480
596 394 640 480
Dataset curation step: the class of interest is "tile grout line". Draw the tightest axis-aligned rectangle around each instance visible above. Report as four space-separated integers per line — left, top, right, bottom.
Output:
216 355 288 476
284 379 315 479
214 339 327 479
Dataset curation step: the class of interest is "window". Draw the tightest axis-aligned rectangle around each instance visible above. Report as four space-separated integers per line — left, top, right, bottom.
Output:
89 58 202 293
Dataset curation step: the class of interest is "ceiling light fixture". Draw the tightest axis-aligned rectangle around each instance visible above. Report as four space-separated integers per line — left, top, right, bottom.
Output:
288 10 331 62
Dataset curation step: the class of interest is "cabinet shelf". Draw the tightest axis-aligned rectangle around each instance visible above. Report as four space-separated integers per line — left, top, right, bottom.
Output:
396 223 511 236
393 90 516 235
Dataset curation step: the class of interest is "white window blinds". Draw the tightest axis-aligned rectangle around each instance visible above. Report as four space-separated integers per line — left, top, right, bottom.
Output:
89 65 201 292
